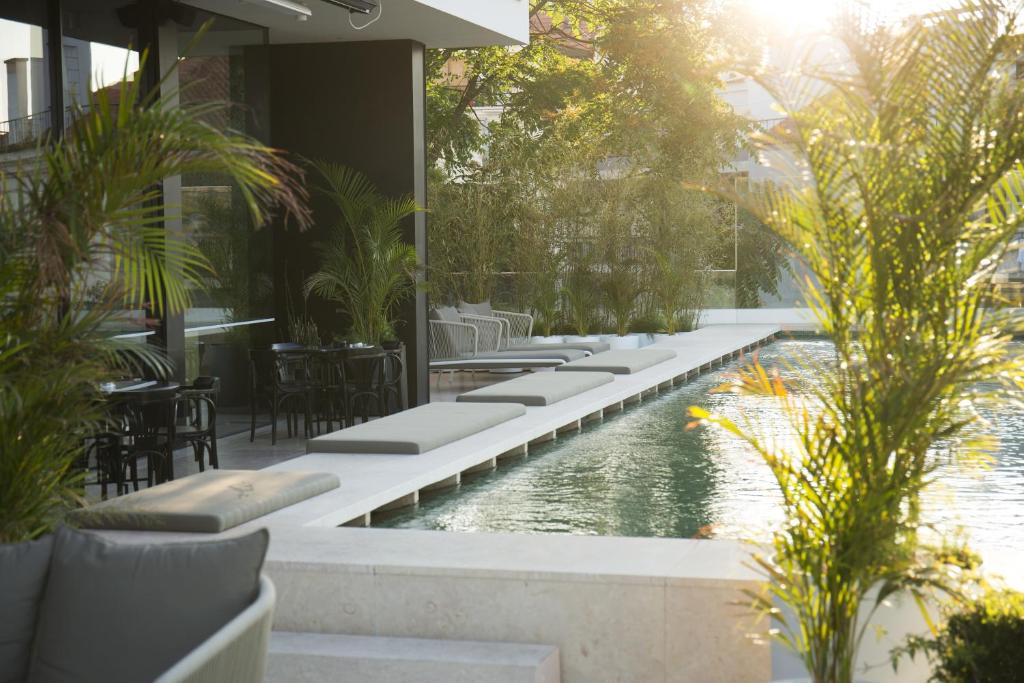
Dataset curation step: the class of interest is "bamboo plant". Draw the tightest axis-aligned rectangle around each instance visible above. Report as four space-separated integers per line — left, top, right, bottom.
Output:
0 54 309 543
689 3 1024 681
304 162 422 345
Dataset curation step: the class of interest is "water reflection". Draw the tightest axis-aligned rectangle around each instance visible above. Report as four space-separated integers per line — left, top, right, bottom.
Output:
383 340 1024 567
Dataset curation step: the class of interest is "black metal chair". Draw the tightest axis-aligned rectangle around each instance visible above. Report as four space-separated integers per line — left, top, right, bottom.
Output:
343 349 390 425
310 349 350 433
175 376 220 472
249 349 316 444
101 392 176 495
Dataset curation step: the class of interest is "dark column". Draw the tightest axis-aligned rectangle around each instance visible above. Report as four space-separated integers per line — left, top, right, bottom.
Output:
267 40 429 406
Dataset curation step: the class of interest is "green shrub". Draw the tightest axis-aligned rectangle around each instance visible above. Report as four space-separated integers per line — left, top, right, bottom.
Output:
904 589 1024 683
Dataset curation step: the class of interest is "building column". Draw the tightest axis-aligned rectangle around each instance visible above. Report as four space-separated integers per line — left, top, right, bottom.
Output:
267 39 429 406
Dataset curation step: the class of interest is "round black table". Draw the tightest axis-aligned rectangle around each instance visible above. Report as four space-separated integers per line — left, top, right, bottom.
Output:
101 381 181 485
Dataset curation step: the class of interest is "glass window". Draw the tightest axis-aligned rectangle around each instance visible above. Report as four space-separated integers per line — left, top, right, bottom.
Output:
0 4 51 157
173 11 272 419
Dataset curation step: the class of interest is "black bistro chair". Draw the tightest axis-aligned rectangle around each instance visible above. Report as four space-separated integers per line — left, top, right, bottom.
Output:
101 392 176 496
175 376 220 472
249 348 316 444
343 348 405 424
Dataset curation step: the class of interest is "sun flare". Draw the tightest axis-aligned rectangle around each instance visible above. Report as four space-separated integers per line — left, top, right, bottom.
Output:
739 0 948 33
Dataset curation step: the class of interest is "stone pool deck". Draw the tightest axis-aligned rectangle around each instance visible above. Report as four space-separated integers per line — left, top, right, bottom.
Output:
100 325 783 683
253 324 780 529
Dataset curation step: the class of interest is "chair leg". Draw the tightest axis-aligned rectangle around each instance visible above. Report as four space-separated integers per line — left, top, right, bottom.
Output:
209 434 219 469
195 443 205 472
250 395 257 442
271 396 279 445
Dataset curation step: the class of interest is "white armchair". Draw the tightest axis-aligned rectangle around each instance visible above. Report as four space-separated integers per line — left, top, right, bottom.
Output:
492 309 534 345
157 575 276 683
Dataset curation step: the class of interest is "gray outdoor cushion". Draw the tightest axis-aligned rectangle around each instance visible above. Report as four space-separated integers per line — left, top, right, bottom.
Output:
70 469 340 533
31 526 267 683
430 305 462 325
457 371 615 406
429 306 464 355
308 402 526 455
475 348 586 363
508 341 611 355
556 348 677 374
0 535 53 683
458 300 493 318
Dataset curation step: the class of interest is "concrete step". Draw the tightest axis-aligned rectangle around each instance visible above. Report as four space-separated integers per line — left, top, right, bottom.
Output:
266 631 560 683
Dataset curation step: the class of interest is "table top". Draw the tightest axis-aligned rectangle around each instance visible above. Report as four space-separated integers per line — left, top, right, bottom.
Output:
100 380 181 399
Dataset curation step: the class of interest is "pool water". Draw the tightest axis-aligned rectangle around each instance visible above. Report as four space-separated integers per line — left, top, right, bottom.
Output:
381 340 1024 567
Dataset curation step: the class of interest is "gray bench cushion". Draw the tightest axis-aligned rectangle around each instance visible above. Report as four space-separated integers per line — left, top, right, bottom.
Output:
308 402 526 455
457 371 615 406
556 349 677 374
507 341 611 355
71 470 340 533
476 349 586 363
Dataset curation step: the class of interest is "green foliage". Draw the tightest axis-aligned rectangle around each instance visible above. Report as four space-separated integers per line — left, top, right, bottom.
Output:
304 163 422 345
427 0 745 178
689 3 1024 681
899 587 1024 683
0 52 309 543
426 1 777 332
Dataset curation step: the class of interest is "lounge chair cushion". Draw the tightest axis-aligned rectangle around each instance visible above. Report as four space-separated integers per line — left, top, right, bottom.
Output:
458 300 493 318
429 306 465 357
556 349 677 374
308 402 526 455
475 348 586 363
31 526 267 683
70 469 340 533
0 535 53 682
430 305 462 324
457 371 615 406
508 341 611 355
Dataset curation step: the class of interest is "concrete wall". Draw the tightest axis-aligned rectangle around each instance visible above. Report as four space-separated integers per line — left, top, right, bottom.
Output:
265 528 771 683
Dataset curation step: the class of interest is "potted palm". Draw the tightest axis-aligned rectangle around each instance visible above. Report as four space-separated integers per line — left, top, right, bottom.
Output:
304 162 422 346
0 56 309 543
689 3 1024 682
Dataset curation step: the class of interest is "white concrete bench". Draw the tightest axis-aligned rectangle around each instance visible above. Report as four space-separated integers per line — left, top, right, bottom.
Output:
456 371 614 407
266 632 560 683
307 402 527 455
555 349 677 374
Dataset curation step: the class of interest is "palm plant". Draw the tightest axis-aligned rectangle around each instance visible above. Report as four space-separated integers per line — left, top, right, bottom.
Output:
304 162 422 345
0 57 309 543
689 3 1024 681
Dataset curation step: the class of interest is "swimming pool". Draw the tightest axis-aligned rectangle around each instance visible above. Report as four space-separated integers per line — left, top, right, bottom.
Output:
381 339 1024 569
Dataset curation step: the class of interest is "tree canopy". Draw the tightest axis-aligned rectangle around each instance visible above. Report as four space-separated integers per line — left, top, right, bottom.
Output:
426 0 748 182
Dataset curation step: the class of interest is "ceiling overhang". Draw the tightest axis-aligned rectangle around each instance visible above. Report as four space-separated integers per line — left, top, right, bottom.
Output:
185 0 529 48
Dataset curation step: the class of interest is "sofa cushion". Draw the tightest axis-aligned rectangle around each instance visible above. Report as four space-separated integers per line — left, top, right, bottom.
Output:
31 526 268 683
0 535 53 683
70 470 339 534
458 301 493 318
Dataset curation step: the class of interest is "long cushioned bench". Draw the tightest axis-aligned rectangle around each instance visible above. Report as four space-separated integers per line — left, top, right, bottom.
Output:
71 469 340 533
556 348 677 374
429 348 586 371
307 402 527 455
456 371 615 407
506 341 610 355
